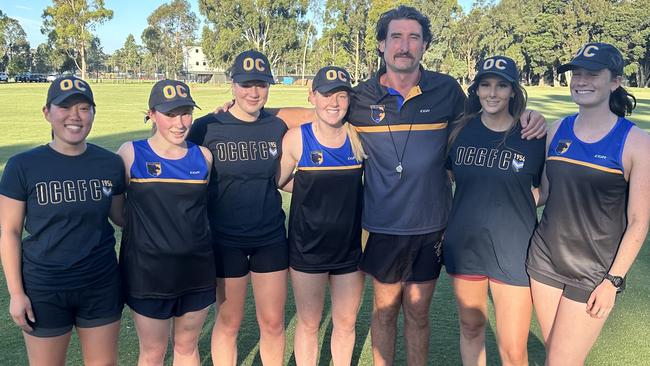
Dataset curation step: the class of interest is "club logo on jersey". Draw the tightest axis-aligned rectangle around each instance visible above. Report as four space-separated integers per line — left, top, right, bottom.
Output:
310 150 324 165
101 185 113 197
555 139 572 155
511 153 525 172
268 142 278 157
146 162 162 177
370 104 385 124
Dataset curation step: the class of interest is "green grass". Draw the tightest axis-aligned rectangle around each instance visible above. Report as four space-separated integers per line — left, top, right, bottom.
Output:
0 82 649 365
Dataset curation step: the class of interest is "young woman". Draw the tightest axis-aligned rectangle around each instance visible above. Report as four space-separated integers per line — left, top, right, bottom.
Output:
527 42 650 365
0 76 125 365
187 50 288 366
117 79 215 366
278 66 365 366
444 56 545 366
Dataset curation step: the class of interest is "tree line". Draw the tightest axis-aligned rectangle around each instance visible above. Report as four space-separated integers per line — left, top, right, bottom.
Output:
1 0 649 86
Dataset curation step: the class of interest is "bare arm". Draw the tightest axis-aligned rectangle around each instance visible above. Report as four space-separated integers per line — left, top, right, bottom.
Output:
198 146 214 183
278 127 302 192
0 195 34 332
109 194 125 227
535 119 562 206
587 128 650 318
268 107 316 130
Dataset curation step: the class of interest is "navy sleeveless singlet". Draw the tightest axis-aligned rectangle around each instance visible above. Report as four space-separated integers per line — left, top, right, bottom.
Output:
121 139 215 298
527 114 634 292
288 123 363 271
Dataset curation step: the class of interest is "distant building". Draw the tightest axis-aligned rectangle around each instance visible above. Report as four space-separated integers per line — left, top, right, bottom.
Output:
182 46 228 83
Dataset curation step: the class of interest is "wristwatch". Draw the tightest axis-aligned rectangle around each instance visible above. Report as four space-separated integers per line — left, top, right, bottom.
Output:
604 273 625 291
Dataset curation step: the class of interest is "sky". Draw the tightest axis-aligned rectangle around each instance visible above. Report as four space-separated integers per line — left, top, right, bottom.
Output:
5 0 476 54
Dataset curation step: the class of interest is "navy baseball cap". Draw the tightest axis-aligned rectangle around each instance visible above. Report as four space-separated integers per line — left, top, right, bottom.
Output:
312 66 353 94
148 79 199 113
474 56 519 84
558 42 624 75
231 50 275 84
47 75 95 106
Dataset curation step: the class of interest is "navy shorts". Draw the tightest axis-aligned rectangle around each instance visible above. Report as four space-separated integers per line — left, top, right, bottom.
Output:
359 231 443 284
214 240 289 278
291 264 359 276
127 288 216 319
24 272 123 337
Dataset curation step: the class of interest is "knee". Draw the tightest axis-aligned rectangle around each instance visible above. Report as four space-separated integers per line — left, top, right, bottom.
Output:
373 303 400 326
216 311 243 336
139 343 167 365
258 313 285 336
297 314 322 335
173 340 198 358
459 316 487 340
499 344 527 365
332 311 357 334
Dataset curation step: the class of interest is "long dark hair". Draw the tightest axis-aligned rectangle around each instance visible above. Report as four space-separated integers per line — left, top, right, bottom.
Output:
448 76 528 151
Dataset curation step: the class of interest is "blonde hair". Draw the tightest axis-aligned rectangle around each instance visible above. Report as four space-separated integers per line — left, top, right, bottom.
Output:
346 123 367 162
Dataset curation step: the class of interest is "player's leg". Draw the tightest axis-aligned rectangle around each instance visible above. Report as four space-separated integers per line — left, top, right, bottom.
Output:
249 241 289 366
23 332 72 366
290 268 328 366
329 269 365 366
131 312 171 366
211 275 249 366
529 275 563 344
452 276 489 366
490 280 533 366
545 295 608 366
171 305 211 365
370 278 402 366
251 269 288 366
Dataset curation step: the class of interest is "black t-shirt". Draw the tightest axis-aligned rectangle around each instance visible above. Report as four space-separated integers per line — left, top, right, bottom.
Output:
187 110 288 247
443 117 545 286
0 144 126 290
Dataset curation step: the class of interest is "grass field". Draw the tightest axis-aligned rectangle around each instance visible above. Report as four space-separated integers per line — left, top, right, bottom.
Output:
0 82 648 365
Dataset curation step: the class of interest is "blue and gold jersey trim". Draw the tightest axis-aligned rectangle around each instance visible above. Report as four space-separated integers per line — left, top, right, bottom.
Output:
354 122 447 133
297 164 362 171
130 178 209 184
547 156 623 175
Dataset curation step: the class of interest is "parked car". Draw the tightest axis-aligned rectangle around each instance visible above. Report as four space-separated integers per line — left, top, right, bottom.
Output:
0 72 8 82
46 73 59 82
31 73 47 82
15 72 33 82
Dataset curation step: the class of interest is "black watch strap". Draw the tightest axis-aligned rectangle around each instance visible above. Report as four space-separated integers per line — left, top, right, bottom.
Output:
605 273 625 290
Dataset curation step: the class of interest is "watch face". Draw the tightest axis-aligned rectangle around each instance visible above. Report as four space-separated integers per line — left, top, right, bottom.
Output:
607 274 624 288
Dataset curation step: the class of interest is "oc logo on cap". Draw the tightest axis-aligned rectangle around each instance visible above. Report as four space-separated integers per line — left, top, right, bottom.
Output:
163 84 188 99
242 57 266 72
59 78 88 92
483 58 508 71
574 44 599 58
326 69 348 82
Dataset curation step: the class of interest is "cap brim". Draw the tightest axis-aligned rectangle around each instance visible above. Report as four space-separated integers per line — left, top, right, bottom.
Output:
313 84 354 94
232 73 275 84
154 100 199 113
558 60 608 74
50 91 95 106
475 70 516 83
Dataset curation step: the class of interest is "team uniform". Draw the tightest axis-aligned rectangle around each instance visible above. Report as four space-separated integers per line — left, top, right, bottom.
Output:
349 67 466 283
527 114 634 302
120 140 215 319
187 110 288 277
444 117 545 286
0 144 125 337
288 122 363 274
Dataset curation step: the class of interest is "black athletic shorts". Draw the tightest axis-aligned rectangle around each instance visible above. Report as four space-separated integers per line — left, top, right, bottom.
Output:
127 288 215 319
24 271 123 337
359 231 443 284
528 268 598 303
214 240 289 278
291 264 359 276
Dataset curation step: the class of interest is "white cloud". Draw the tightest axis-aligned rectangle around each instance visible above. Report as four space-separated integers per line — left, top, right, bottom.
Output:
15 5 32 10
